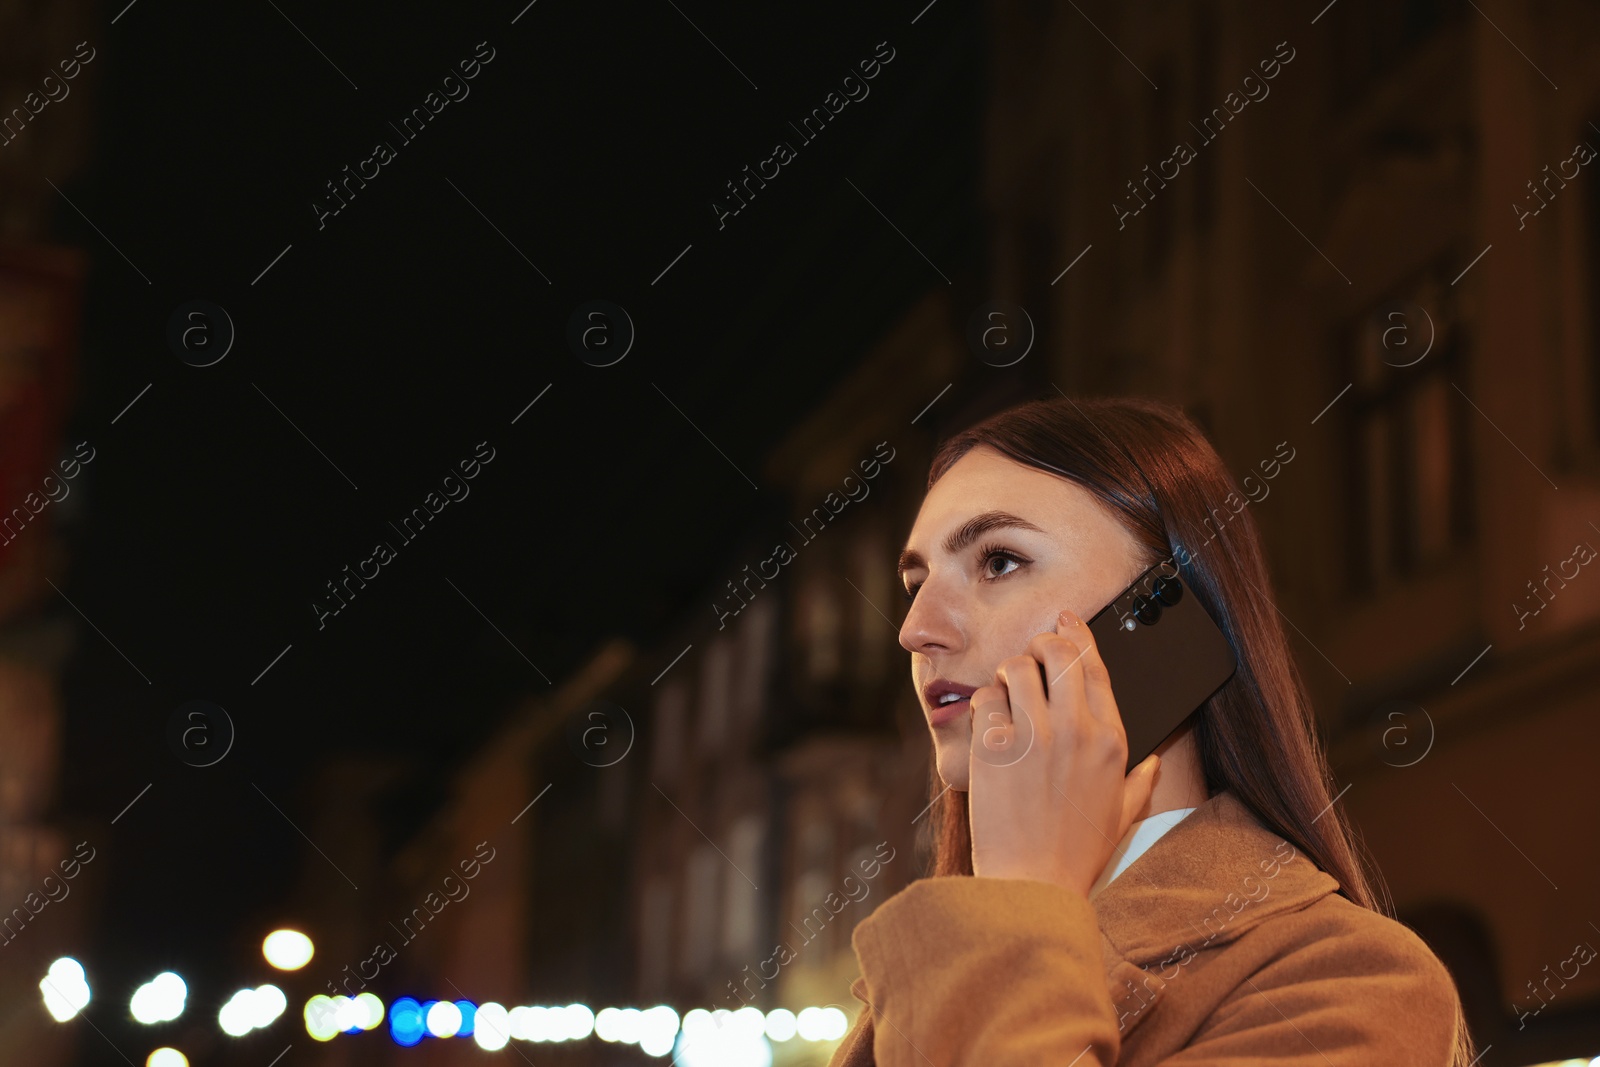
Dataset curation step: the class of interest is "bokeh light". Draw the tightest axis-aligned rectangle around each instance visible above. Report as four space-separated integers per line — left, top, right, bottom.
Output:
425 999 462 1038
40 958 91 1022
388 997 425 1046
129 972 186 1025
796 1006 848 1041
473 1003 510 1050
764 1007 797 1041
219 984 287 1037
261 929 314 971
354 992 385 1030
304 996 340 1042
674 1005 770 1067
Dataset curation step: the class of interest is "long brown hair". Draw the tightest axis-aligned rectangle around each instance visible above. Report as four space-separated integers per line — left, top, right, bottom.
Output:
844 395 1474 1066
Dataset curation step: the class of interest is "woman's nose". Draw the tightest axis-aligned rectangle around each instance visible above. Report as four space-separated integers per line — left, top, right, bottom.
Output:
899 580 963 655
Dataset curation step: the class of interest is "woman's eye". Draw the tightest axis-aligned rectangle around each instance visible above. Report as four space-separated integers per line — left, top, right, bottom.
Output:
902 550 1023 600
982 551 1023 579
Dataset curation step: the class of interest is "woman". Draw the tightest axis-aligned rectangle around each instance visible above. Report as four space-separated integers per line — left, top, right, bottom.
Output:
827 396 1474 1067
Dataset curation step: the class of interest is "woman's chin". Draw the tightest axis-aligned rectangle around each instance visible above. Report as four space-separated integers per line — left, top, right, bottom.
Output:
934 754 971 793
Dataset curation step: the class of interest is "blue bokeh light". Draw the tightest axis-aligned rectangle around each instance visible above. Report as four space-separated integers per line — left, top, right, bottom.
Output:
389 997 425 1047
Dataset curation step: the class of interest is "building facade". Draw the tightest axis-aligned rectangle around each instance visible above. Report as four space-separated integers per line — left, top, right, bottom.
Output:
978 0 1600 1060
385 2 1600 1064
0 0 96 1060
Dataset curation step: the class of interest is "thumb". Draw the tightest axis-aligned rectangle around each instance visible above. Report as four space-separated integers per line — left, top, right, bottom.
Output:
1118 753 1161 839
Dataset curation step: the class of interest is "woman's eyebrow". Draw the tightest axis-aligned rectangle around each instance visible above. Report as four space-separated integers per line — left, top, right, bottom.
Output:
897 510 1046 575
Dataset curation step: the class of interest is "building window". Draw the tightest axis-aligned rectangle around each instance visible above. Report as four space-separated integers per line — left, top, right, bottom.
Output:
1342 264 1474 592
790 868 835 961
803 574 841 682
697 636 733 753
649 681 688 786
788 811 836 963
680 844 721 980
720 814 765 961
638 875 674 996
734 595 775 726
597 758 629 832
853 531 892 684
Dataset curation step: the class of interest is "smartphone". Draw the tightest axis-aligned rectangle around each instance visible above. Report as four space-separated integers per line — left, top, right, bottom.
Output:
1085 560 1237 773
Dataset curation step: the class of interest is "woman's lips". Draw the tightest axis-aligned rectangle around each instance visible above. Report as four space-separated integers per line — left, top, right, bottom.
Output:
924 679 980 727
929 695 971 726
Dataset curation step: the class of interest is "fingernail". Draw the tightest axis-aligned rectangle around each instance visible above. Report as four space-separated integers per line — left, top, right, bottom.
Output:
1058 609 1081 628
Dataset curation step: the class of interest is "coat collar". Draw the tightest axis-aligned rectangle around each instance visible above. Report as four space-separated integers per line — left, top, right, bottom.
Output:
1090 789 1340 1037
1092 789 1340 966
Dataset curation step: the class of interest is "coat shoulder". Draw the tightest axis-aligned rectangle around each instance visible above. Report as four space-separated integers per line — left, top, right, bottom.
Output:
1250 891 1463 1016
1306 894 1453 968
1181 894 1466 1064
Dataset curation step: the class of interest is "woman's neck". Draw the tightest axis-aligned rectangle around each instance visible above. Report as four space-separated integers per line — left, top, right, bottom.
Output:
1137 720 1210 821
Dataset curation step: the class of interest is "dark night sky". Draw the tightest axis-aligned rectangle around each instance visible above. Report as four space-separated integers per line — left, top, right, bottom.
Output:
46 0 984 1043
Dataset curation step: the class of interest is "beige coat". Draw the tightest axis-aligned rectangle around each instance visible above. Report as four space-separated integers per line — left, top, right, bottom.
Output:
828 789 1464 1066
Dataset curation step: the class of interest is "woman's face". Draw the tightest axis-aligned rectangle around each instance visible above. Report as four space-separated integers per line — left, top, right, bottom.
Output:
897 445 1150 791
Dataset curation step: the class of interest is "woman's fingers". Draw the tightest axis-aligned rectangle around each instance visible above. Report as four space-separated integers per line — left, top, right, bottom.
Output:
969 682 1015 758
1054 609 1120 726
974 656 1044 767
994 652 1048 726
1119 753 1162 839
1026 620 1090 732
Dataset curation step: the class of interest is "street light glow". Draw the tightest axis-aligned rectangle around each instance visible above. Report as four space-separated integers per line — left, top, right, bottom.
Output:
262 929 314 970
129 972 186 1025
40 958 91 1022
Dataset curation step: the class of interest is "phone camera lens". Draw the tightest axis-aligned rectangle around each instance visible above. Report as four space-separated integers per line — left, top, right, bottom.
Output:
1131 595 1161 625
1152 576 1183 606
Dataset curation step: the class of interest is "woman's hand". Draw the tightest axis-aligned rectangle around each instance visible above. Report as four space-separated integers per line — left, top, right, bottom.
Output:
966 608 1161 898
